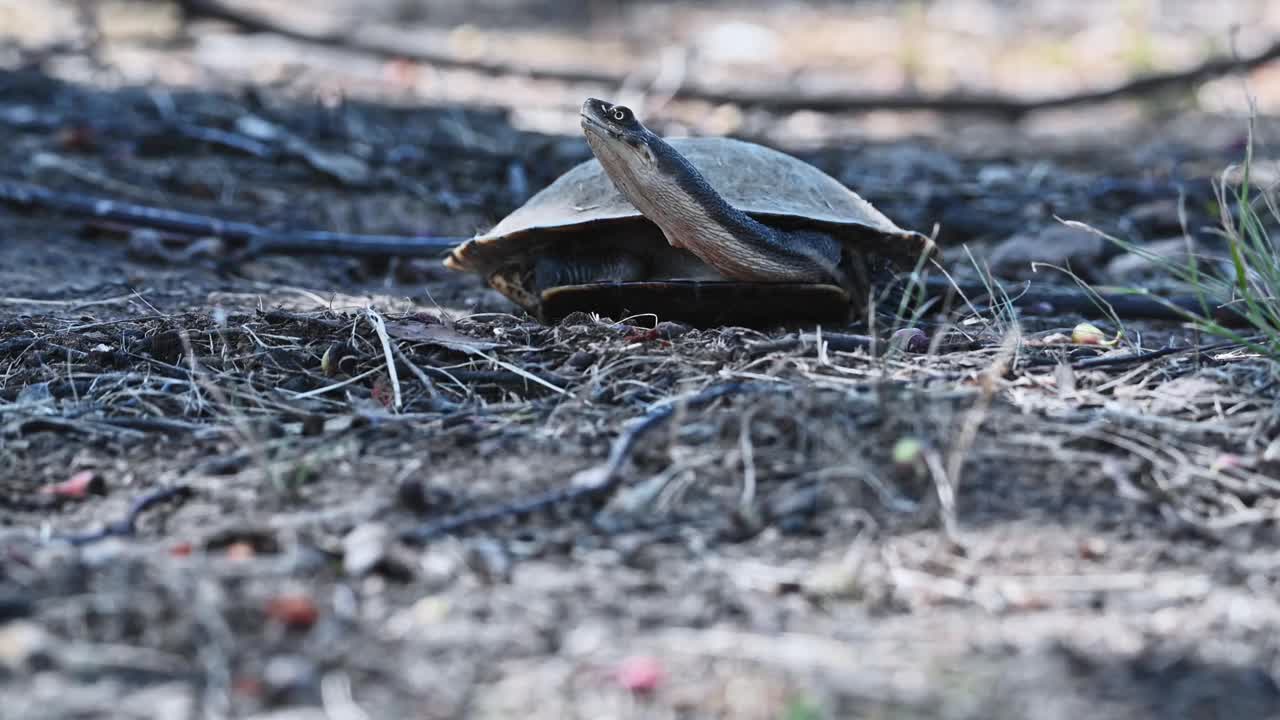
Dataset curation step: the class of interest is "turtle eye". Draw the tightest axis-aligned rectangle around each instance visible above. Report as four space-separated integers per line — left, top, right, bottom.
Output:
612 107 629 122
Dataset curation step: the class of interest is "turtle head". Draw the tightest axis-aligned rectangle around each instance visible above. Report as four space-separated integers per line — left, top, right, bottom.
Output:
580 98 657 170
579 97 847 288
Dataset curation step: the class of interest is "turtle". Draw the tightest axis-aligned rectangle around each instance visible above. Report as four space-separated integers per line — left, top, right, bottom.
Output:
444 97 935 326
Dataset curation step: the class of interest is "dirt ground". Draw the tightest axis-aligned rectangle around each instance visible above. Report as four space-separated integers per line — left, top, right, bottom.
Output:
2 1 1280 718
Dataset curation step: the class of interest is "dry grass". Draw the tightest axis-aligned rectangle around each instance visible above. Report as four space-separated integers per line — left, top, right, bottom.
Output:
1069 113 1280 365
5 300 1277 547
4 3 1280 715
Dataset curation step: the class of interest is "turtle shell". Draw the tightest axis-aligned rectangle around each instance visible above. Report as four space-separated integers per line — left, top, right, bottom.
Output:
444 136 933 278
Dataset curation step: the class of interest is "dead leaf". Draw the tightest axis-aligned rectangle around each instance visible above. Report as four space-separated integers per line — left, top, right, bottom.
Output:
382 319 502 351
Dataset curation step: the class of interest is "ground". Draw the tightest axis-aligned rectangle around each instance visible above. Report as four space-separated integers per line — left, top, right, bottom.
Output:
2 1 1280 718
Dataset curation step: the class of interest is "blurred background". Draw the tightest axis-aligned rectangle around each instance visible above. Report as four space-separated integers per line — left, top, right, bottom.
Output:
2 0 1278 147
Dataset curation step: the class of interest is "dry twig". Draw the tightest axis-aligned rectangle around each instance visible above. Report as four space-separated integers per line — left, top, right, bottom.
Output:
175 0 1280 118
58 485 193 546
399 382 768 543
0 179 463 259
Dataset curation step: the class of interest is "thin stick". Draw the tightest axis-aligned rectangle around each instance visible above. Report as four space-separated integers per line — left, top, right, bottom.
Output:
0 179 464 258
289 366 384 400
389 342 447 405
365 308 403 411
399 382 764 543
737 410 758 512
57 485 193 546
465 347 572 397
0 293 139 307
175 0 1280 118
1022 338 1253 370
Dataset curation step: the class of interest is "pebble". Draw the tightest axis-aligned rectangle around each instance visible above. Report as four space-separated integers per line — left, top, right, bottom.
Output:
342 523 414 580
463 538 512 584
1105 236 1196 280
263 654 320 703
0 621 53 672
396 479 453 515
565 350 596 370
989 225 1108 280
888 327 929 353
655 321 693 339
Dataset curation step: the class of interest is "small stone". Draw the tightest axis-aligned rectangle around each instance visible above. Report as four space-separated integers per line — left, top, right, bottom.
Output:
655 321 693 339
989 225 1107 280
396 480 452 515
1105 236 1197 280
1038 332 1073 346
1079 537 1109 561
300 415 325 437
418 548 462 591
463 538 512 584
1123 199 1184 234
888 327 929 353
0 621 53 672
407 595 451 627
125 228 172 262
0 591 32 624
342 523 392 577
349 522 416 580
565 350 596 370
263 655 320 701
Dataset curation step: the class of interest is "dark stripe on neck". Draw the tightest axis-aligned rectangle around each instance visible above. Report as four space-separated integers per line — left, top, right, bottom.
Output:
648 138 776 245
646 136 841 279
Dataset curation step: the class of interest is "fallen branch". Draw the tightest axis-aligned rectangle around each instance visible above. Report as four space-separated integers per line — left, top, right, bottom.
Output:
1023 338 1252 370
0 179 464 259
175 0 621 86
0 181 1245 326
176 0 1280 117
399 382 766 543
